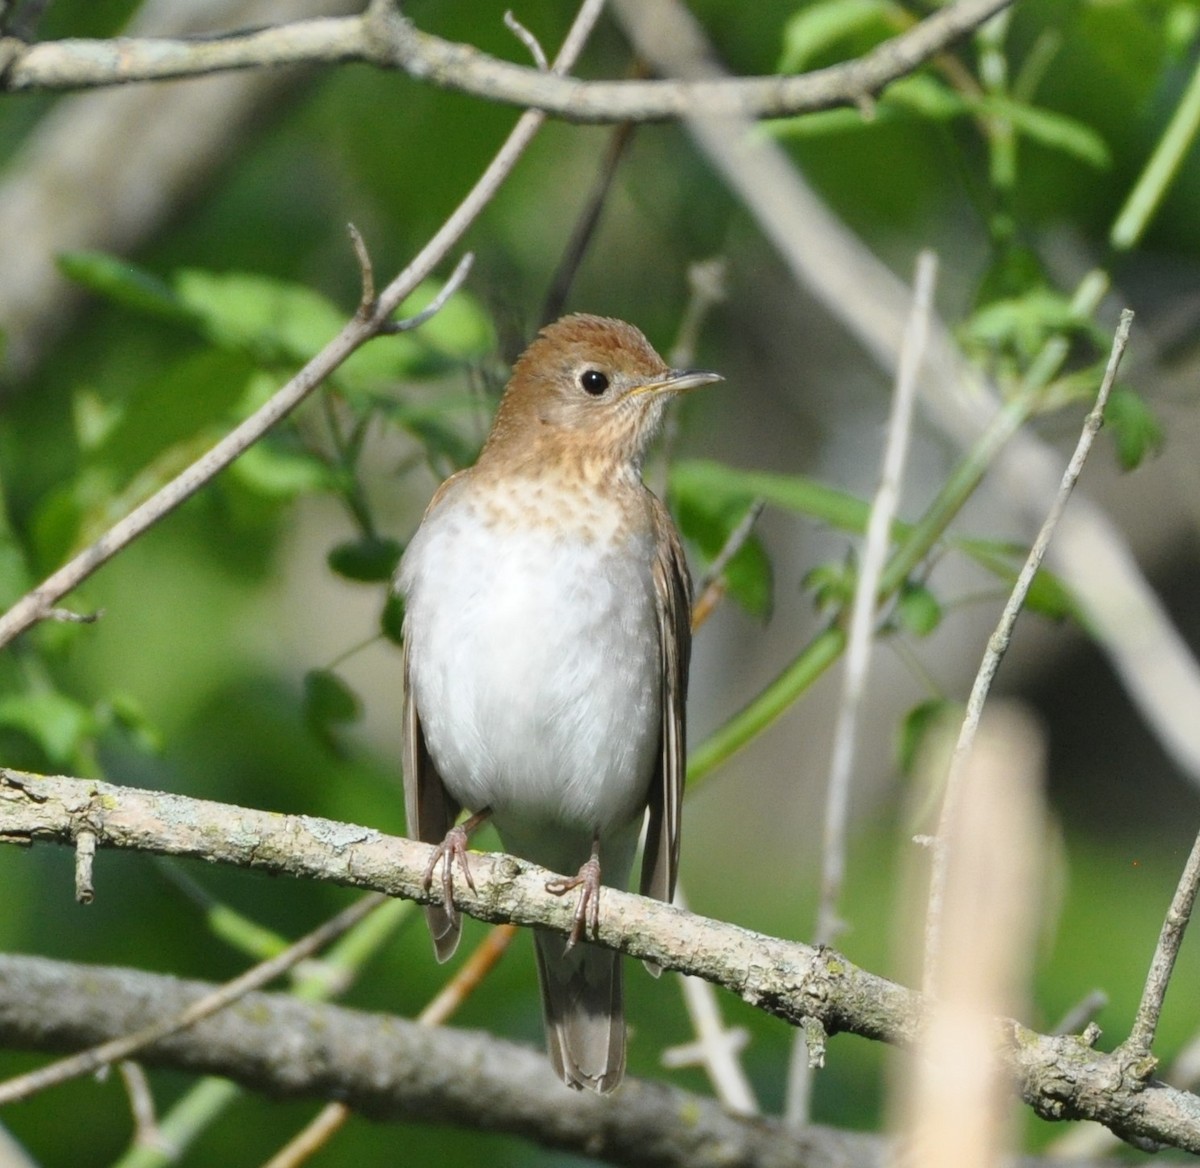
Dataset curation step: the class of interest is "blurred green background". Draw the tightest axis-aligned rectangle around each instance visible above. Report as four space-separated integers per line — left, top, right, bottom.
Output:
3 0 1200 1163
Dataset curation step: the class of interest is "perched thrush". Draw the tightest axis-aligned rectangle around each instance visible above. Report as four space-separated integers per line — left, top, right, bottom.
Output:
396 313 721 1093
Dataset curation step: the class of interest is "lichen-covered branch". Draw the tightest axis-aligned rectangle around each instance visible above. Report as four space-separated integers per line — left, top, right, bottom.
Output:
0 0 1014 122
2 769 1200 1153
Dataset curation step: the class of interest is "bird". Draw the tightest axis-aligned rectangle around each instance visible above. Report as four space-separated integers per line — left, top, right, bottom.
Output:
395 312 721 1093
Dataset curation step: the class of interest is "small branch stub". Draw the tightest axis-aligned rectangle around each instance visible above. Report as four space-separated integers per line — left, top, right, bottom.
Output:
74 829 97 904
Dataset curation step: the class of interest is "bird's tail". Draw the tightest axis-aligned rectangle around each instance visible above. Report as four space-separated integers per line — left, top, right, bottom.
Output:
533 930 625 1093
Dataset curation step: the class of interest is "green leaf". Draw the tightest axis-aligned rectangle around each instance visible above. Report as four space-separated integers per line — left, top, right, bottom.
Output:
670 459 871 535
803 560 854 617
779 0 893 73
57 251 195 324
669 470 773 621
303 669 362 751
381 592 406 645
392 406 484 472
395 280 496 362
955 538 1079 621
766 74 967 139
229 441 337 500
174 270 346 367
103 692 163 754
982 96 1111 169
171 270 494 394
888 73 972 120
91 349 257 481
327 536 403 583
896 581 942 636
960 287 1085 363
0 537 31 610
0 691 98 766
1104 387 1163 471
897 698 961 778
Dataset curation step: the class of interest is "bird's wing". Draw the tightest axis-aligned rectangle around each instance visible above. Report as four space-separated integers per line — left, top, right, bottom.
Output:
640 499 692 908
402 635 462 961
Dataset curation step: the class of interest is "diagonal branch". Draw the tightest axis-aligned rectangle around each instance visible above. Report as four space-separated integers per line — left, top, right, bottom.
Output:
0 0 1013 121
3 768 1200 1153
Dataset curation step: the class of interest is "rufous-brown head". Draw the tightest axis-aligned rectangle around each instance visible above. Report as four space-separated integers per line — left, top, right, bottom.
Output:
477 314 722 475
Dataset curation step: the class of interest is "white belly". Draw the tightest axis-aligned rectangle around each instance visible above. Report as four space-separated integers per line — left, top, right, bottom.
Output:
398 487 662 861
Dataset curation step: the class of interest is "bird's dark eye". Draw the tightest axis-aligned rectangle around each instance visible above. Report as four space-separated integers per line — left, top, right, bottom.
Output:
579 369 609 396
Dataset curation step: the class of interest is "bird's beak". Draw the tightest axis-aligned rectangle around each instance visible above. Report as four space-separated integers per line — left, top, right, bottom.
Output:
635 368 724 397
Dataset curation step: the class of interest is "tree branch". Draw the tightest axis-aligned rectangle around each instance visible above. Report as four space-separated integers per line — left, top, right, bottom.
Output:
3 769 1200 1153
0 0 1014 121
0 953 901 1168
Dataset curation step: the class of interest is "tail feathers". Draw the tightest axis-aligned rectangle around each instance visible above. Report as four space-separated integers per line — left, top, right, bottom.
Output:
426 904 461 963
533 930 624 1093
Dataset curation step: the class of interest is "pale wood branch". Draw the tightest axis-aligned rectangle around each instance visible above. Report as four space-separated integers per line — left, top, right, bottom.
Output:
0 0 1013 122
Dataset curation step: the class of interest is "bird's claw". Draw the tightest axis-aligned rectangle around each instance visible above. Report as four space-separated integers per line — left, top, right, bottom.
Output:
546 852 602 952
423 824 476 919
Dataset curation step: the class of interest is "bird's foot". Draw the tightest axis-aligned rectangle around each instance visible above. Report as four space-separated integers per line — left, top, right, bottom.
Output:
546 846 602 952
423 824 477 920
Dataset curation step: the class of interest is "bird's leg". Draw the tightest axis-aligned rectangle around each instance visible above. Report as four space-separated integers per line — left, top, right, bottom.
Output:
545 833 602 952
423 807 492 917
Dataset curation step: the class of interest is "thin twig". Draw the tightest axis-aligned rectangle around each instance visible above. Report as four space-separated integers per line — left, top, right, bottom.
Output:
73 829 97 904
661 886 758 1115
540 112 640 325
0 0 606 651
785 251 935 1131
690 499 766 633
0 893 385 1106
1051 989 1109 1036
923 309 1134 994
504 11 549 71
347 223 375 314
117 1061 167 1155
1128 825 1200 1053
262 923 518 1168
668 257 727 371
817 251 936 946
655 255 728 499
379 250 475 334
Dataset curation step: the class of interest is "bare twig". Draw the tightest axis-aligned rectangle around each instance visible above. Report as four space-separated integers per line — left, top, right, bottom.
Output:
690 499 766 633
1051 990 1109 1036
539 109 641 325
661 887 759 1115
73 829 96 904
378 250 475 335
0 0 606 651
786 251 935 1130
923 310 1134 993
817 251 936 946
668 257 727 371
117 1061 167 1155
347 222 375 314
1 0 1013 123
44 606 102 624
0 891 385 1106
1128 825 1200 1054
504 10 549 72
661 976 756 1114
